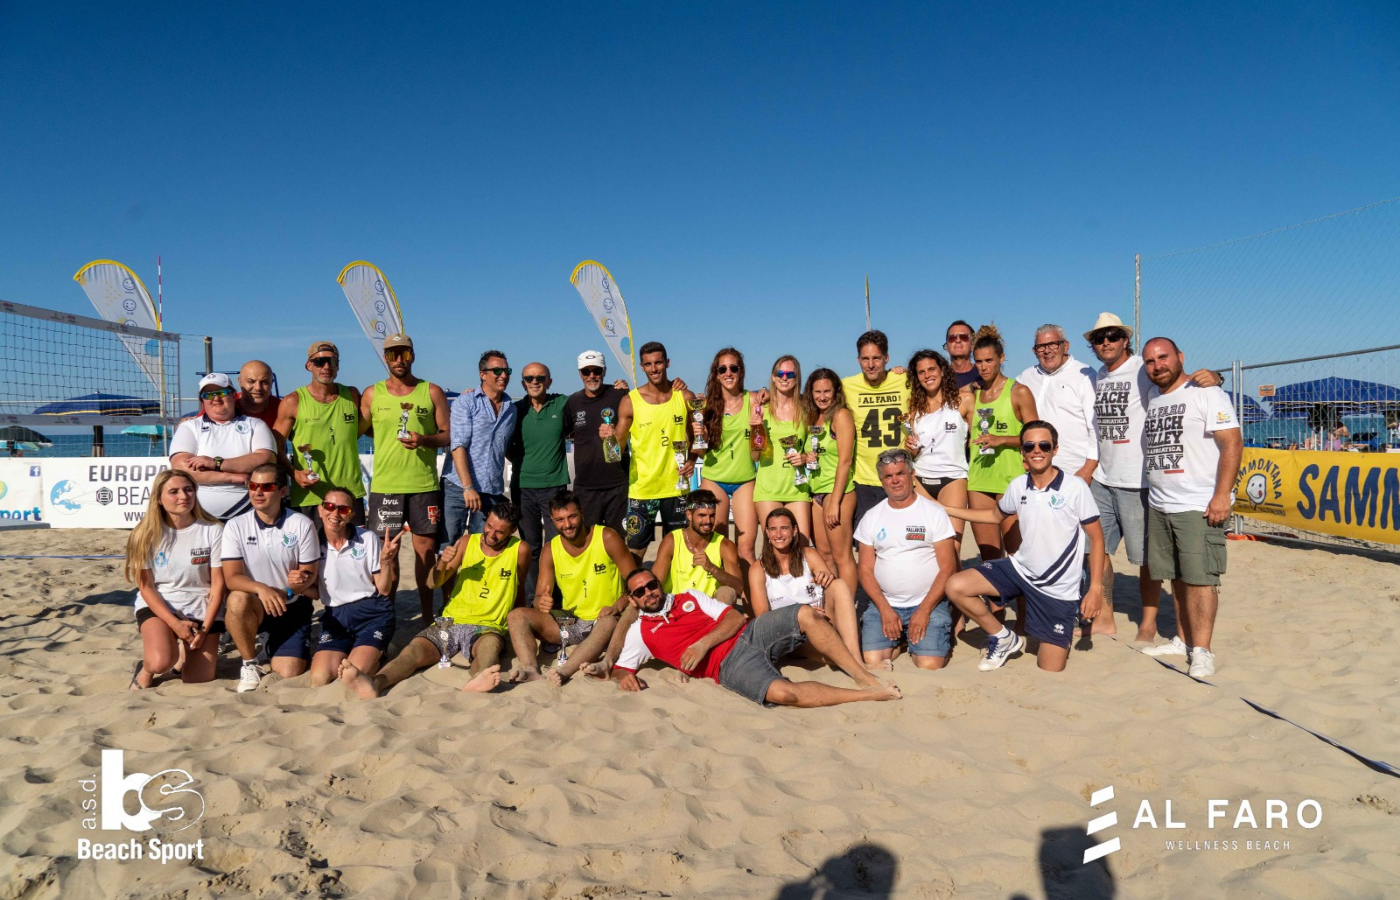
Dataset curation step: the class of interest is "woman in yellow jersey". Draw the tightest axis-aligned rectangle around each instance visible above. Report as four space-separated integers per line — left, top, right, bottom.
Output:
966 324 1038 561
802 368 858 592
694 348 761 563
753 355 813 539
905 349 975 555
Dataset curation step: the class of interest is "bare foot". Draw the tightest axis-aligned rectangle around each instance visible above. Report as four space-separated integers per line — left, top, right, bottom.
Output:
1089 618 1117 636
546 667 571 687
864 659 894 673
1134 629 1157 643
338 660 379 700
864 680 903 701
675 672 691 684
503 667 542 684
461 664 501 693
580 653 614 679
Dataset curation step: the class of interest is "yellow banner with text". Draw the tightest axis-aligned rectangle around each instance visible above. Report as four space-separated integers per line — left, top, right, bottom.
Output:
1233 448 1400 546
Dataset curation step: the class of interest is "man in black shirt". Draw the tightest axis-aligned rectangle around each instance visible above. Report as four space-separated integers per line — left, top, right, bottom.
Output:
563 351 629 535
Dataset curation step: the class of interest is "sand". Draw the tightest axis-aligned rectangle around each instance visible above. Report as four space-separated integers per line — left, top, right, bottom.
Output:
1 527 1397 899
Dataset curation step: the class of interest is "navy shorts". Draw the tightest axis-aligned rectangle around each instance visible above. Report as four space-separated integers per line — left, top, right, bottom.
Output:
717 604 808 706
977 558 1078 648
316 595 396 654
623 496 687 550
263 595 315 660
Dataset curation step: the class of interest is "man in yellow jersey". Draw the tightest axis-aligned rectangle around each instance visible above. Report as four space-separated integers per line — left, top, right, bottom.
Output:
338 501 526 698
606 341 696 559
359 333 452 623
843 330 912 530
652 490 744 606
504 491 632 684
274 341 368 531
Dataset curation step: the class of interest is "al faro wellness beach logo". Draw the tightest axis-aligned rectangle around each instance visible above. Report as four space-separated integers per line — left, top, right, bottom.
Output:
77 749 208 864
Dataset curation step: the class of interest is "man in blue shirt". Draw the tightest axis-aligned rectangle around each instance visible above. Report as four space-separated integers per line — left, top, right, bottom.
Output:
443 350 517 543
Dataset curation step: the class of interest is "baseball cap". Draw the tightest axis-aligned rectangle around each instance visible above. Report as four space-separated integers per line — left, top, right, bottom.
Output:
306 340 339 360
1083 312 1134 342
383 333 414 352
198 372 234 391
577 350 606 370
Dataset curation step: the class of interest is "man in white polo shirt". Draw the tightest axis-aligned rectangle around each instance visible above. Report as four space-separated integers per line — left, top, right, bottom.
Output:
1141 337 1242 678
943 420 1106 672
222 464 321 692
307 486 407 690
171 372 277 521
854 449 959 671
1019 325 1099 483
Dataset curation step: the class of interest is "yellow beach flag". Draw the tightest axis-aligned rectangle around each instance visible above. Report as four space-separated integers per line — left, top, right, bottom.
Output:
337 261 405 369
569 260 637 386
73 259 165 390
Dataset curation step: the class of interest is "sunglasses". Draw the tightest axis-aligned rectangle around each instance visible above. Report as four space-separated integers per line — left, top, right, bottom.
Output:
321 501 353 515
200 388 233 401
248 481 281 493
580 367 605 377
482 367 512 377
716 364 741 375
1033 341 1066 352
1091 330 1126 345
308 356 338 367
1021 440 1055 453
385 349 414 361
521 374 547 384
775 370 797 380
946 334 973 343
628 577 661 598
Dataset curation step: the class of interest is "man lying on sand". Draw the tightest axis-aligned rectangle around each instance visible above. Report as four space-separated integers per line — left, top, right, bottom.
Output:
610 567 902 707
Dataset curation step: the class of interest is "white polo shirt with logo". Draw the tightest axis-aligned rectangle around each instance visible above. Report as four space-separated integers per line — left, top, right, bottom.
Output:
221 508 320 593
998 470 1100 601
170 414 277 518
318 526 383 608
853 494 957 608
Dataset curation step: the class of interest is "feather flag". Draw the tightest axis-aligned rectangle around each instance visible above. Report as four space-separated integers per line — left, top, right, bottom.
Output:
73 259 165 390
569 260 637 386
337 261 405 369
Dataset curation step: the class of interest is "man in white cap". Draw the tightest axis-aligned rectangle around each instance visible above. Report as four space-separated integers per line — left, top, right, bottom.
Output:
170 372 278 520
563 350 631 535
1085 313 1221 644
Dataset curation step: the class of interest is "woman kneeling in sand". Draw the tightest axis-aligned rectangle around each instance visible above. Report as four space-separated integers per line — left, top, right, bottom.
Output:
125 470 226 689
748 509 861 665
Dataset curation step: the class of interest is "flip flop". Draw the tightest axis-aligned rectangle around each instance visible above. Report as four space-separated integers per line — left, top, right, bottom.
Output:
129 660 146 690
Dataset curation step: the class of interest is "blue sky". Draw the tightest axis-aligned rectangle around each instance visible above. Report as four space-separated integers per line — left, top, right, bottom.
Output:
1 1 1396 401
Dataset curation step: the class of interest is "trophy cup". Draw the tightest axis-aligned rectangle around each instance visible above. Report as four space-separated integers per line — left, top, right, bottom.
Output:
601 408 623 462
976 408 995 455
780 435 808 487
556 618 571 666
674 447 689 492
296 444 319 483
687 398 708 451
806 425 824 473
433 616 454 668
397 402 414 439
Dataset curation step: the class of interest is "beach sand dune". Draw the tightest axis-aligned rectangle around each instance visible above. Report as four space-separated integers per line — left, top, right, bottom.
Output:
1 528 1397 899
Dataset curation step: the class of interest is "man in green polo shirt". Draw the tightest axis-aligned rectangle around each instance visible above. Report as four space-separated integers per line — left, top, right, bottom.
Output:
508 361 571 599
274 340 368 530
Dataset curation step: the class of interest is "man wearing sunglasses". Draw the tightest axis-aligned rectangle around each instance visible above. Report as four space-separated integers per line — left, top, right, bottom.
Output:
564 350 630 536
360 333 452 624
1018 325 1101 487
942 421 1106 673
944 320 980 389
444 351 517 547
274 341 367 530
1084 314 1221 642
651 490 745 607
507 361 570 599
170 372 278 521
221 464 321 692
610 567 902 706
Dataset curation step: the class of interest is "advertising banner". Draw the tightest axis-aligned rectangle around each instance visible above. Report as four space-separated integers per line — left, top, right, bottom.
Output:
0 460 46 523
1234 448 1400 546
39 459 169 528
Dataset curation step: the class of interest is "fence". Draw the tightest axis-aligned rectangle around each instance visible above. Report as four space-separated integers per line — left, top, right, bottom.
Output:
1137 197 1400 552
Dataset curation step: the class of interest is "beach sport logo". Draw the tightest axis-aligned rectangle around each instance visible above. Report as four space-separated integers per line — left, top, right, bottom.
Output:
77 750 207 865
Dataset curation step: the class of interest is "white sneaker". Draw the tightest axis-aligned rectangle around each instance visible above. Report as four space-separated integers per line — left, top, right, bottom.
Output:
1187 648 1216 678
1142 635 1188 658
978 631 1025 671
237 661 262 693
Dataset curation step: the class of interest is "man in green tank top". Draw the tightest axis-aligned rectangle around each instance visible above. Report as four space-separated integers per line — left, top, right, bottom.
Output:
359 333 453 624
274 341 368 530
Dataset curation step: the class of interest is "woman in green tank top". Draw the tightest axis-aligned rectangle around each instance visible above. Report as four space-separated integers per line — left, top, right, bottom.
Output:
966 325 1038 561
695 348 761 564
753 355 812 539
802 367 858 592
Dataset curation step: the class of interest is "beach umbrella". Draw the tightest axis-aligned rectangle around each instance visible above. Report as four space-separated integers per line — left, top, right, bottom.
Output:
32 392 160 416
122 424 172 440
1224 391 1268 424
0 425 53 444
1268 377 1400 417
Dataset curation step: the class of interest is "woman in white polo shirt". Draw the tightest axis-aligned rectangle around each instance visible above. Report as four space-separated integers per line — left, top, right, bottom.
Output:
125 470 225 689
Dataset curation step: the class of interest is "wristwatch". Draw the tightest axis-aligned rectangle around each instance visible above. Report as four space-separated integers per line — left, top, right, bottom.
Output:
213 457 224 472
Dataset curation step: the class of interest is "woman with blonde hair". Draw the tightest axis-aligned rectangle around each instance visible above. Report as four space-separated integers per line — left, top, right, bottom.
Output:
694 347 761 563
125 469 226 689
753 355 812 539
802 367 857 591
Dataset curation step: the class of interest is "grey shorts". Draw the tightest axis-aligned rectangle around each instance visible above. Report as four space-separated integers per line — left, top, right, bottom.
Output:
420 622 503 660
1091 481 1148 566
717 604 807 706
540 615 596 654
1146 507 1228 586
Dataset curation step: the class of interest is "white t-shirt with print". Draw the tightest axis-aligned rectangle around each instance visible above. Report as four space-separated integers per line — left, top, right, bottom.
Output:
853 495 957 608
1093 355 1157 490
1144 383 1240 513
170 414 277 518
134 520 224 619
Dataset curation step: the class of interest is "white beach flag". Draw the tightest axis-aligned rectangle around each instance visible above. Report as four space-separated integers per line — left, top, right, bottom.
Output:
73 259 165 389
337 261 405 369
569 260 636 386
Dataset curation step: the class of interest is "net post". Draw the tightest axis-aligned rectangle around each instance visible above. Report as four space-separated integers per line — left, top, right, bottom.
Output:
1134 253 1141 343
1232 358 1244 535
203 335 213 375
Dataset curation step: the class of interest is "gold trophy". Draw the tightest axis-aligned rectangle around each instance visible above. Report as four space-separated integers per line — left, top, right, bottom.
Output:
780 435 808 487
687 398 708 451
806 425 824 473
397 402 414 439
296 443 319 483
674 447 689 492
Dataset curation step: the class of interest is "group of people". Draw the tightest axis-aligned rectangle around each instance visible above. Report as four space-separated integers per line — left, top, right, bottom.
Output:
126 312 1242 708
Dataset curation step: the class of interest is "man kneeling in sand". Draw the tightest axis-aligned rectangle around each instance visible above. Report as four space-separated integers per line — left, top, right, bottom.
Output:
611 568 902 707
340 502 529 697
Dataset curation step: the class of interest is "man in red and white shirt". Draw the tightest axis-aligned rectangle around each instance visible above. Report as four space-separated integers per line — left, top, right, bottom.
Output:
610 568 902 707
